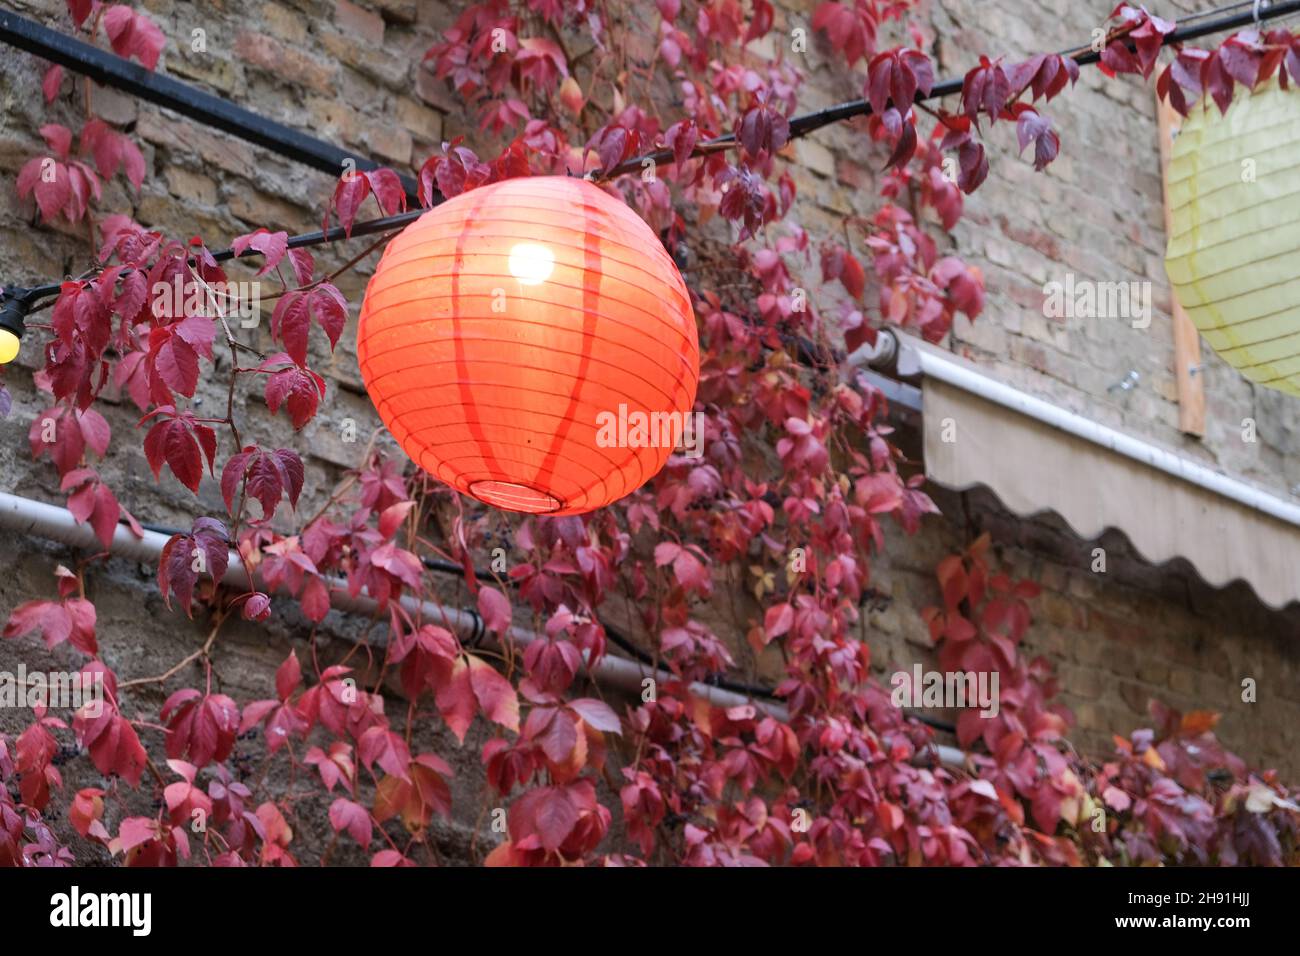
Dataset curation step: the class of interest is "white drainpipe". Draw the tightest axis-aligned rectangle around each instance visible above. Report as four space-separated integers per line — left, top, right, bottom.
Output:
0 490 968 767
0 490 757 709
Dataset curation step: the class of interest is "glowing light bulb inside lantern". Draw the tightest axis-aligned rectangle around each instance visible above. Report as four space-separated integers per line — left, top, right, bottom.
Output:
0 328 19 365
507 243 555 285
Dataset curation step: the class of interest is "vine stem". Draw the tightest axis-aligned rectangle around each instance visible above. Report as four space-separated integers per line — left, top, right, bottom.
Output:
257 229 399 305
119 610 227 690
320 831 340 867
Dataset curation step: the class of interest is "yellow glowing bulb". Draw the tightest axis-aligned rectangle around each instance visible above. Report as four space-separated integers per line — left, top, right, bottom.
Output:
0 328 19 365
508 243 555 285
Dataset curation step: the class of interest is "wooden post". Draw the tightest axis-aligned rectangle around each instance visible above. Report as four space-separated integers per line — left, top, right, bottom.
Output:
1156 93 1207 438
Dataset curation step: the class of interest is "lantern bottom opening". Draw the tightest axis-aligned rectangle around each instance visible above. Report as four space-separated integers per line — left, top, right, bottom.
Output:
468 480 563 514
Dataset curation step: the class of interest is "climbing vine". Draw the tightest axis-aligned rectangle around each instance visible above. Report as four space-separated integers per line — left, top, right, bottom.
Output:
2 0 1299 867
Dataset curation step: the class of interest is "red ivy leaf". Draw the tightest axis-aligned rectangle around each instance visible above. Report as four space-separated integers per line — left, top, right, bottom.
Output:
1014 106 1060 171
79 118 145 190
418 141 490 205
271 285 348 365
157 518 229 617
1100 39 1141 77
664 119 699 172
74 664 147 787
567 698 621 734
62 467 139 550
586 123 637 175
435 656 476 743
866 47 934 116
883 114 918 170
287 247 314 286
329 798 373 848
365 168 408 216
230 228 289 277
43 64 64 103
262 354 327 429
140 408 217 493
811 0 879 67
744 0 774 43
66 0 94 27
276 651 302 702
4 596 97 655
220 445 304 520
102 6 165 71
961 57 1012 123
468 655 519 733
332 173 370 237
735 102 790 159
239 591 272 621
17 156 72 222
161 688 240 769
477 586 511 633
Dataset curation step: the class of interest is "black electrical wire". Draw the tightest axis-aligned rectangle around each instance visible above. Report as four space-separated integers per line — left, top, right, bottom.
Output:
3 0 1297 318
134 519 779 702
133 518 953 730
597 0 1300 179
0 9 419 201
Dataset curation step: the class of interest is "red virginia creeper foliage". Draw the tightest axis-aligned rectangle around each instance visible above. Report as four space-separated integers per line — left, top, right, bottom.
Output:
1 0 1297 868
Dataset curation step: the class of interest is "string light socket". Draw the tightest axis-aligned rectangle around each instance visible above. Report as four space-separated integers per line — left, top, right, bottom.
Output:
0 287 31 365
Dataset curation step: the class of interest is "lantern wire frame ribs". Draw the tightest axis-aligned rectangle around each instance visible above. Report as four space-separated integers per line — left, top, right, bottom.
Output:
356 176 700 514
1165 76 1300 396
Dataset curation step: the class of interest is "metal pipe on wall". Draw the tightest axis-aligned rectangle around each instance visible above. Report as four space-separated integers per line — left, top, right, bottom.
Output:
0 489 967 766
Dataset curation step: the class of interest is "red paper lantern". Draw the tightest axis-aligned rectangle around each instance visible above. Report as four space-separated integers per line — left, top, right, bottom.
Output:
357 176 699 515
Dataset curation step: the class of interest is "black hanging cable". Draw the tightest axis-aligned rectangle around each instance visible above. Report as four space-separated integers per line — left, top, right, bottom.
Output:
596 0 1300 179
2 0 1297 329
0 9 420 202
132 518 954 729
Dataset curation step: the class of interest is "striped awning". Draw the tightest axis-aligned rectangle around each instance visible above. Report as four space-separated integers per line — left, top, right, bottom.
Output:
899 336 1300 610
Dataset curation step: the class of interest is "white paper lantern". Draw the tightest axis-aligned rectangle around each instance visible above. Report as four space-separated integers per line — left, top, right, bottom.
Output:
1165 79 1300 396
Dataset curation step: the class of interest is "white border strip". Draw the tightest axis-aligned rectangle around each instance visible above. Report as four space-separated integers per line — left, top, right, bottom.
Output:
894 334 1300 529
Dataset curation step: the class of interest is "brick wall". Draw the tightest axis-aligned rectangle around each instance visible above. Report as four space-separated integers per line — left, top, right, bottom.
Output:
754 0 1300 775
0 0 1297 863
865 486 1300 776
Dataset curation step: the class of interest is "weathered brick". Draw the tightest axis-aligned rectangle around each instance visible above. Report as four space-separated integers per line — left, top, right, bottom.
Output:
166 166 218 206
235 32 337 94
1117 680 1154 714
360 119 413 166
135 190 232 241
416 64 460 113
137 111 260 180
1061 664 1103 700
167 51 240 94
319 30 409 89
372 0 417 22
260 2 311 44
336 0 386 45
305 94 362 144
227 187 313 230
90 86 139 126
395 97 443 144
1168 668 1198 696
794 138 834 178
